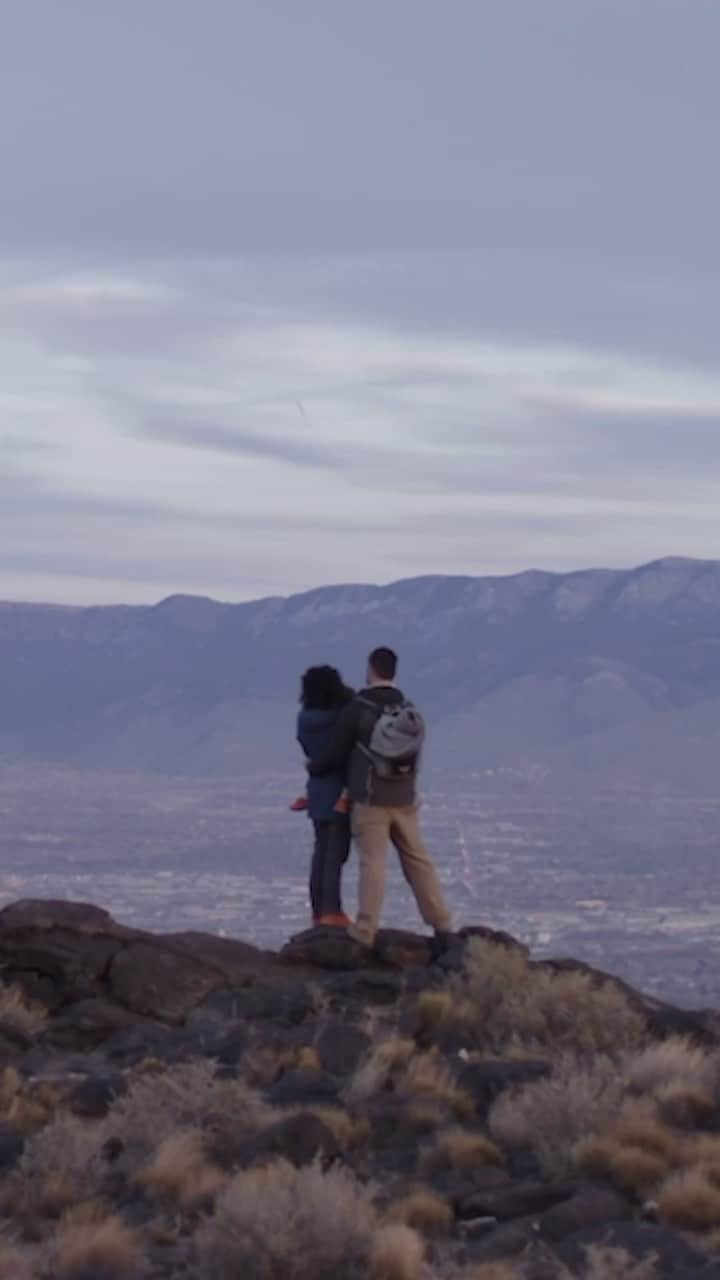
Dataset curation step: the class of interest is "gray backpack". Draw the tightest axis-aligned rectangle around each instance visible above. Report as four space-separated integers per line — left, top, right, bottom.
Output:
357 697 426 780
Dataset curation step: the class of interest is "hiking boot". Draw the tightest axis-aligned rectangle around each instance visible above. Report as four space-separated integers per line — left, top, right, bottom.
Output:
289 795 309 812
317 913 351 928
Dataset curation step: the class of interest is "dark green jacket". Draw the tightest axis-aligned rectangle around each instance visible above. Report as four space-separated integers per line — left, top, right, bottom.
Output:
307 686 417 807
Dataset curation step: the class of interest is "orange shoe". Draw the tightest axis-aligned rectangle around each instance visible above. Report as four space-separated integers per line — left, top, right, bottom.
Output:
289 795 309 812
317 913 352 928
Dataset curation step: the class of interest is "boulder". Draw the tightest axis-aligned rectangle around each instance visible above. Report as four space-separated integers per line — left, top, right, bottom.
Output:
315 1020 371 1076
539 1185 632 1243
0 1122 25 1172
268 1068 343 1107
458 1180 577 1223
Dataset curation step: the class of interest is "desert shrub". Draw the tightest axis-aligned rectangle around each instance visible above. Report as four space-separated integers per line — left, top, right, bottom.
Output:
302 1105 370 1150
426 1127 504 1171
624 1037 720 1098
454 940 647 1056
17 1116 108 1213
489 1056 624 1177
576 1135 670 1199
369 1224 424 1280
396 1052 473 1118
384 1187 453 1234
0 983 47 1039
658 1168 720 1231
582 1246 657 1279
195 1157 377 1280
106 1059 268 1168
575 1101 686 1197
686 1134 720 1186
465 1246 657 1279
137 1128 227 1209
414 990 454 1031
45 1212 140 1280
0 1238 37 1280
349 1038 416 1099
655 1082 717 1128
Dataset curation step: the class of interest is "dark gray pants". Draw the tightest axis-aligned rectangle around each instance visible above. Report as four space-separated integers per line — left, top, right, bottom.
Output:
310 817 351 918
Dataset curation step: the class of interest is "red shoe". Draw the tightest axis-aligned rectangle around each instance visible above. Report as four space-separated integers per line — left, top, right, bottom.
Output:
289 795 309 812
317 913 352 928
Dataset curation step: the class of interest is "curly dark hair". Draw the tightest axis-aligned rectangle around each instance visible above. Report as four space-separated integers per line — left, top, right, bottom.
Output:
301 665 353 710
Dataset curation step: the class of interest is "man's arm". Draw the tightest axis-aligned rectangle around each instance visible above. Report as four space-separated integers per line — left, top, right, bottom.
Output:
307 702 359 776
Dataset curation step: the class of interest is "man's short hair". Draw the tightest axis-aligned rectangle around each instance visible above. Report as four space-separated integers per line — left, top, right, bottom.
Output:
368 646 398 681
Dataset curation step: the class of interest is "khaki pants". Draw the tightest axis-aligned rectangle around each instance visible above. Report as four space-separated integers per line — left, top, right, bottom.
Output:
349 803 452 944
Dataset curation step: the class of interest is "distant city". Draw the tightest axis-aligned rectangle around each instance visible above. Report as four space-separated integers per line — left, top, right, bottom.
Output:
1 762 718 1009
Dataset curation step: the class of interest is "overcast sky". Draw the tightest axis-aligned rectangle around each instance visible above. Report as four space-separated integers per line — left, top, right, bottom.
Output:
1 0 719 605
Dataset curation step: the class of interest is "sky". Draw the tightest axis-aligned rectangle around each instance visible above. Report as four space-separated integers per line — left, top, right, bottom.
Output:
1 0 719 606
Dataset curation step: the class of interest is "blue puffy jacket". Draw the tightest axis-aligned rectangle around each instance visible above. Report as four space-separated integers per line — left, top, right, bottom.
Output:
297 707 347 821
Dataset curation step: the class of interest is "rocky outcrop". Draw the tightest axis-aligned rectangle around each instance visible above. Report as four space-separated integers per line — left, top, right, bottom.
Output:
1 899 719 1280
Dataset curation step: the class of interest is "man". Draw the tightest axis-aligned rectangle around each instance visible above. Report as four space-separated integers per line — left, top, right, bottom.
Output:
307 646 452 948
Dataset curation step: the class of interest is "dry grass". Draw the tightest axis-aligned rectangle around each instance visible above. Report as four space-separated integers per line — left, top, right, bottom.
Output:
46 1213 141 1280
384 1187 453 1234
243 1044 321 1088
686 1134 720 1185
0 1239 37 1280
414 989 454 1031
464 1265 519 1280
453 940 647 1057
583 1246 658 1279
489 1056 624 1177
658 1168 720 1231
6 1078 66 1136
401 1098 452 1135
655 1083 717 1129
0 983 47 1039
575 1102 686 1198
576 1136 670 1199
136 1128 228 1209
303 1105 370 1150
369 1224 424 1280
349 1037 416 1099
396 1052 473 1118
17 1116 107 1213
428 1127 504 1171
195 1158 377 1280
625 1038 720 1098
106 1060 269 1167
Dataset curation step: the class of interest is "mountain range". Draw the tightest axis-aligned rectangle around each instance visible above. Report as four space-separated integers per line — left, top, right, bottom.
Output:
2 556 720 788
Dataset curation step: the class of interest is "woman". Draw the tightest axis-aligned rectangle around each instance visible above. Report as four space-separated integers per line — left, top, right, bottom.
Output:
296 666 353 927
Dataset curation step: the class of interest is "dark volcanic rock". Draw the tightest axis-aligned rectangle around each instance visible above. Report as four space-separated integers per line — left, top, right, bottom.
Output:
0 1122 25 1172
280 927 376 971
234 1113 340 1170
458 1181 577 1223
539 1185 632 1243
459 1059 552 1113
556 1221 709 1277
268 1068 343 1107
323 970 404 1007
315 1019 371 1076
108 942 222 1023
68 1073 128 1118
